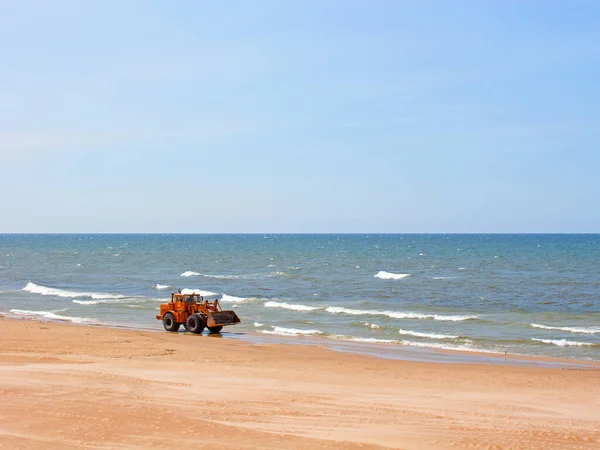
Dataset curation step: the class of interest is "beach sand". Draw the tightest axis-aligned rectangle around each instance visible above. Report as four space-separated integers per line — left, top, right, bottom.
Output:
1 317 598 449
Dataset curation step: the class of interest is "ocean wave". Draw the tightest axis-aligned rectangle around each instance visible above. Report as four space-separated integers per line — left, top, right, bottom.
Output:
72 299 122 305
221 294 247 303
24 282 128 300
530 323 600 335
254 322 264 327
337 336 399 344
156 284 171 290
358 321 381 329
9 308 97 324
399 340 483 353
259 326 324 337
180 288 219 297
325 306 477 322
398 329 459 340
374 271 411 280
531 338 596 347
432 276 457 280
181 271 241 279
264 301 319 311
331 335 484 352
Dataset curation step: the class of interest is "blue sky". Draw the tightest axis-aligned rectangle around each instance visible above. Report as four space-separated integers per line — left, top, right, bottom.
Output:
0 0 598 232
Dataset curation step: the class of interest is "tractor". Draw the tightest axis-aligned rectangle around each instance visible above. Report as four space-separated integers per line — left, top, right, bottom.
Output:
156 292 241 334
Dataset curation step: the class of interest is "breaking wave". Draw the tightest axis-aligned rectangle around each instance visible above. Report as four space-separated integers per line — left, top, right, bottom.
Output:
260 326 324 337
331 335 483 352
339 337 399 344
156 284 170 290
374 271 411 280
9 308 97 324
180 288 219 297
181 271 242 279
530 323 600 335
24 282 128 300
264 301 319 311
532 338 596 347
221 294 247 303
325 306 478 322
72 299 126 305
398 329 459 340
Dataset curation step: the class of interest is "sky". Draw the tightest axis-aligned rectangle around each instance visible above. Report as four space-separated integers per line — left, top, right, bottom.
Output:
0 0 598 233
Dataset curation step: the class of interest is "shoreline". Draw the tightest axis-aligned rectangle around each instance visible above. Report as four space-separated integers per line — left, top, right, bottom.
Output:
3 312 599 369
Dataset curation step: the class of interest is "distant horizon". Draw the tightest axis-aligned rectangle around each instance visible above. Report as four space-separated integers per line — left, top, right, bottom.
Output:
1 232 599 235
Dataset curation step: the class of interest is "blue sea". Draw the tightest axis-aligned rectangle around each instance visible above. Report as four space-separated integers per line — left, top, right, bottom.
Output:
0 234 598 361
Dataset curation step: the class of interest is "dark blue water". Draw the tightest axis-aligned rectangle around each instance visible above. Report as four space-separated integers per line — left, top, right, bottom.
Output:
0 234 598 360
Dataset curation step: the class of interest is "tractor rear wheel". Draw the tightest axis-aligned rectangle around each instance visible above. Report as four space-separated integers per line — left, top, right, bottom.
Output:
208 326 223 334
186 314 205 334
163 312 180 332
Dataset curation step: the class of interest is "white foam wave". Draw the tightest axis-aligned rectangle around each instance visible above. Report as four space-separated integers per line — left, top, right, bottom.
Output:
325 306 477 322
374 271 411 280
264 301 319 311
220 294 247 303
400 340 481 352
24 282 128 300
10 309 97 324
260 326 323 336
398 329 459 340
531 323 600 335
180 288 219 297
360 321 381 329
532 338 595 347
254 322 264 327
340 337 399 344
432 276 457 280
181 271 241 279
331 335 482 352
156 284 170 290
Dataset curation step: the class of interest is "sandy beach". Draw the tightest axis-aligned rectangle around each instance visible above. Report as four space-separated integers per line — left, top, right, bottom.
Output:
0 317 598 449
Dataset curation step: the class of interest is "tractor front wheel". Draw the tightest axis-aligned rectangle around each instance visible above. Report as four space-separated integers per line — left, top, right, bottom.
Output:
186 314 206 334
163 312 180 332
208 326 223 334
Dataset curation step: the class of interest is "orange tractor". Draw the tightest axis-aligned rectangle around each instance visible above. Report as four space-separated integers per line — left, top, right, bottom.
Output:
156 292 241 334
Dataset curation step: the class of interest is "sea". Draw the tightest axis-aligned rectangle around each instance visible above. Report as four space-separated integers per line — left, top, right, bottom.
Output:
0 234 599 362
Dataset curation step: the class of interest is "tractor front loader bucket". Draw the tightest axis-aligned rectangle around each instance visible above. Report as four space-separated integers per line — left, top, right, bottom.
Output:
207 311 241 328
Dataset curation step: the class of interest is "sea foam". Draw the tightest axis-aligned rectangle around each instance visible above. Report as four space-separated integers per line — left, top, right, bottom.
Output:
156 284 170 290
10 308 97 324
531 323 600 335
374 271 411 280
264 301 319 311
398 329 459 340
325 306 477 322
181 271 241 279
180 288 219 297
260 326 324 336
532 338 595 347
220 294 247 303
24 282 127 300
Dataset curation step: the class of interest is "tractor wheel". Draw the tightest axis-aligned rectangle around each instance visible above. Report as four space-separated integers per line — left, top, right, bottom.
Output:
163 312 180 332
186 314 205 334
208 326 223 334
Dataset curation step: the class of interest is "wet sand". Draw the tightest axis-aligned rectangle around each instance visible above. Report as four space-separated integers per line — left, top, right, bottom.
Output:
1 317 599 449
